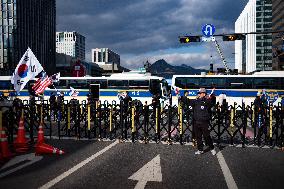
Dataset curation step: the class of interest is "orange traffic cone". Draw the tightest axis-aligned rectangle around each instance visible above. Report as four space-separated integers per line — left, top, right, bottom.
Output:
35 142 65 155
37 122 45 144
0 130 14 160
14 117 29 153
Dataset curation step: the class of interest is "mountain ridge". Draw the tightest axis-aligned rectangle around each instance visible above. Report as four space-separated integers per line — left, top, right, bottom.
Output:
149 59 207 78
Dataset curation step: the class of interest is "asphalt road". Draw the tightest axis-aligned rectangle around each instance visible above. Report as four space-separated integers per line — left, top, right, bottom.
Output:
0 139 284 189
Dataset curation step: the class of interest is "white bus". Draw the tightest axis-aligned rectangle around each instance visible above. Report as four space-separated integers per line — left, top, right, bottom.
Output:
0 71 170 104
171 71 284 106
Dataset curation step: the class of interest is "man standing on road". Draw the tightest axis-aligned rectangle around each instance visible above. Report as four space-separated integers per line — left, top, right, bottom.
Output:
191 88 216 155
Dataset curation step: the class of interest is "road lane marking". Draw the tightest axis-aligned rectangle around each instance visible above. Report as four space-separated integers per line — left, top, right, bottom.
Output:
39 140 119 189
129 154 162 189
216 151 238 189
0 153 43 178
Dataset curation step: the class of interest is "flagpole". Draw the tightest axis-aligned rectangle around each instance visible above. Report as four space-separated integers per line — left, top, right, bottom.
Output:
51 83 60 96
50 72 60 96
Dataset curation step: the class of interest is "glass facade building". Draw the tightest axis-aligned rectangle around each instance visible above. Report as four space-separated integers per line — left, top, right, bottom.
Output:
272 0 284 70
235 0 272 73
255 0 272 71
0 0 56 76
56 31 85 61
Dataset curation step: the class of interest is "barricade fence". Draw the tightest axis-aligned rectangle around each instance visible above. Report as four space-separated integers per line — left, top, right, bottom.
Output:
0 98 283 148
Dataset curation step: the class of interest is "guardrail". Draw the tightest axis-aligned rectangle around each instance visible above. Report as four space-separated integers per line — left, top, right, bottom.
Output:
0 98 283 148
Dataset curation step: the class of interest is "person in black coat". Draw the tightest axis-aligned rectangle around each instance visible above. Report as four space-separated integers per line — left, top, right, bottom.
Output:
122 91 132 113
179 91 190 109
56 92 65 120
191 88 216 155
49 92 56 113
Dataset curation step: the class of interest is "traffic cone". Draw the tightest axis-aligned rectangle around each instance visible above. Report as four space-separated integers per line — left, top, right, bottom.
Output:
0 130 14 160
37 122 45 144
35 142 65 155
14 117 29 153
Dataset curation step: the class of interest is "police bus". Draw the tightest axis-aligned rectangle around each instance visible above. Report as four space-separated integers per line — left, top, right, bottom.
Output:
171 71 284 106
0 71 170 104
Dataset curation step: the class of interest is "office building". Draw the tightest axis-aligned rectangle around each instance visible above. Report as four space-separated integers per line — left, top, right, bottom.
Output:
91 48 120 66
56 53 102 77
272 0 284 70
0 0 56 75
235 0 272 73
56 31 85 61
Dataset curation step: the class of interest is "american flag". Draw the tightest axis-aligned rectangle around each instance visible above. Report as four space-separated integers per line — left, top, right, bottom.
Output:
32 72 52 95
69 87 79 97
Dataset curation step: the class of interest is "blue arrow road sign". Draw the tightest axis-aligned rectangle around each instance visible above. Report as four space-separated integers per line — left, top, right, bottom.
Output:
202 24 215 37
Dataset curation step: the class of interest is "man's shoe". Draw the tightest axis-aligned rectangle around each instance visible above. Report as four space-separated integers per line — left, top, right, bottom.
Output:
195 150 204 155
211 149 217 156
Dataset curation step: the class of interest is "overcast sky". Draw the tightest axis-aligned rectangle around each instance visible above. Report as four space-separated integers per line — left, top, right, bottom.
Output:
56 0 248 70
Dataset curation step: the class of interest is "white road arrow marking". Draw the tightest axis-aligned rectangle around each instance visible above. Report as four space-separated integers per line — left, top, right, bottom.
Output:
0 153 43 178
129 154 162 189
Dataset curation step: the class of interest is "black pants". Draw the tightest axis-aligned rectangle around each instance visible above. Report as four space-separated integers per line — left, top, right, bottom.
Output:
194 122 214 151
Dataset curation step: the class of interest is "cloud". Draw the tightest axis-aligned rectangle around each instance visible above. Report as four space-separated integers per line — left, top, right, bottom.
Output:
123 51 212 70
56 0 248 69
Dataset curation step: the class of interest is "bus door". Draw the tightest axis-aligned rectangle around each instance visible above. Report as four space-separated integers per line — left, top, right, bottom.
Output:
150 79 161 96
89 84 100 101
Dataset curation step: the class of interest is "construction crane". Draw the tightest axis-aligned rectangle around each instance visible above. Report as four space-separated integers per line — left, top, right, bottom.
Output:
213 38 230 74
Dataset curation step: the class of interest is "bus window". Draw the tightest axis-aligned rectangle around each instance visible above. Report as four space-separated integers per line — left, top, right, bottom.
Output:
175 77 200 89
69 80 87 89
108 80 128 89
200 78 223 89
129 80 149 89
89 79 107 89
185 78 200 89
279 78 284 89
253 78 277 89
54 80 67 89
0 80 12 90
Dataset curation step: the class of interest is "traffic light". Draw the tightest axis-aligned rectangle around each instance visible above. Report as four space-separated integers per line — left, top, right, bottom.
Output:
223 34 246 41
179 36 201 43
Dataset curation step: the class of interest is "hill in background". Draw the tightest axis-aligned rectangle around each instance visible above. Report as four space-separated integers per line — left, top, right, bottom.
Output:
149 59 207 78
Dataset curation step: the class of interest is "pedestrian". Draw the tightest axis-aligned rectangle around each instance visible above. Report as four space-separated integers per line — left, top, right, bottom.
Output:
57 92 65 120
57 91 65 106
191 87 216 155
218 92 226 106
254 92 267 138
49 92 56 114
179 91 190 122
0 92 4 101
151 93 160 108
254 92 266 114
190 91 201 147
179 91 190 108
123 91 132 111
87 93 93 105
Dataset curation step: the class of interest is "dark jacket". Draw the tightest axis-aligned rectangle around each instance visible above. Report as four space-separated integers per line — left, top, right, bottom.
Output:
57 95 65 107
123 95 132 112
152 95 160 108
254 96 266 114
191 97 213 124
179 95 190 109
49 94 56 106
